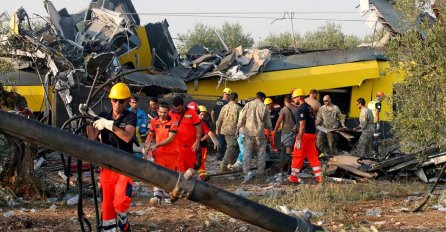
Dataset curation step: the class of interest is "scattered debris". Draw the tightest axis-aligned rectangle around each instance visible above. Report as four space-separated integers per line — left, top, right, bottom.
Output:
374 221 387 225
233 188 251 198
3 211 14 218
366 208 382 217
239 224 248 232
66 195 79 206
34 157 46 169
326 177 357 184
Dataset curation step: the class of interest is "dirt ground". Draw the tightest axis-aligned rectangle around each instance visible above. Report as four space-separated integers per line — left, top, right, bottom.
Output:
1 155 446 232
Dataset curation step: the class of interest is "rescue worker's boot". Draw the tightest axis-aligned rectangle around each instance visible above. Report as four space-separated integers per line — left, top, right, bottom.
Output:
117 212 131 232
312 166 324 184
288 168 302 184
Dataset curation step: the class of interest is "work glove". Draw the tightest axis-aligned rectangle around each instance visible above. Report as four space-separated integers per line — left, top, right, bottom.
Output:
295 139 301 150
78 104 98 118
93 118 114 131
211 138 220 151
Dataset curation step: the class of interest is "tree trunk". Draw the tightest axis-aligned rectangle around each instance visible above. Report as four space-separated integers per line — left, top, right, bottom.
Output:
0 136 42 199
0 85 43 199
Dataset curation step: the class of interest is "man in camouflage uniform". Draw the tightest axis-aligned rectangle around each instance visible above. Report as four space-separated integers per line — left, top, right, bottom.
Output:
216 92 242 172
354 98 374 158
316 95 346 155
237 92 272 183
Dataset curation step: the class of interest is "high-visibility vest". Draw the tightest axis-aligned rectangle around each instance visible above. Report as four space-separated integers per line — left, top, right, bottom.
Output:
367 99 381 123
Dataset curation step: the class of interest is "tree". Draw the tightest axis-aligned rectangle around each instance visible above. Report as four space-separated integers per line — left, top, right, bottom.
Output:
177 22 254 56
300 22 362 50
256 22 362 50
385 0 446 152
256 32 301 48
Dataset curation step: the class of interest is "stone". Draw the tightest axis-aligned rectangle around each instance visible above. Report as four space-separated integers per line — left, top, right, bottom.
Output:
49 204 57 210
374 221 387 225
134 210 144 216
366 208 382 217
30 209 36 213
47 197 58 203
66 195 79 206
229 218 237 223
3 211 14 218
405 196 419 202
430 204 445 210
239 225 248 231
234 188 251 198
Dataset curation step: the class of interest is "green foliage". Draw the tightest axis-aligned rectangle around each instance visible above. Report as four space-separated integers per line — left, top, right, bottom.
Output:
386 0 446 151
177 22 254 56
301 22 362 50
257 32 301 48
257 22 362 50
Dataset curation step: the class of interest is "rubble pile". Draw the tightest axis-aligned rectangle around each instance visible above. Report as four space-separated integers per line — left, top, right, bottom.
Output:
326 146 446 183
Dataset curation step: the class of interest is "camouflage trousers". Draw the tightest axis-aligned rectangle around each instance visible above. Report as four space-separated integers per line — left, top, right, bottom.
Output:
316 131 338 155
221 135 239 170
243 136 267 175
357 131 374 158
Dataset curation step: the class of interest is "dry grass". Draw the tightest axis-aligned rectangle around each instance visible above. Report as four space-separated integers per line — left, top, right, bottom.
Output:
257 181 428 222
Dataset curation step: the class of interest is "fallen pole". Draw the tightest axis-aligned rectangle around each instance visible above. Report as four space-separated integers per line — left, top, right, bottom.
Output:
413 162 446 212
0 111 324 232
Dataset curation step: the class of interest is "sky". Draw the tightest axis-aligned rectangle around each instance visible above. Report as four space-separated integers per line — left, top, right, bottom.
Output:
1 0 376 42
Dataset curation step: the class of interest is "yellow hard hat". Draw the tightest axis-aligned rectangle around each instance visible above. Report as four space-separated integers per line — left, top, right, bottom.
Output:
264 98 273 105
292 88 305 98
223 87 232 94
198 105 207 112
109 83 131 99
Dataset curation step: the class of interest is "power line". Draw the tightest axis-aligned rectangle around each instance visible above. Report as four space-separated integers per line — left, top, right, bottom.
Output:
122 13 385 23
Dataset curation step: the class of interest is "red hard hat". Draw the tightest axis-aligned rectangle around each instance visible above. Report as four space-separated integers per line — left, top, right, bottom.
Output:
187 102 199 112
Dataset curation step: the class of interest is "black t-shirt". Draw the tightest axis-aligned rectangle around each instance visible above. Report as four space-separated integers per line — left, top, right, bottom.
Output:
98 110 137 153
270 108 280 129
297 102 316 134
212 99 228 120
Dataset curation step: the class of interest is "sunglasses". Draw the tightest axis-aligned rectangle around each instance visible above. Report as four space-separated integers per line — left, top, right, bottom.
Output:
111 99 126 104
323 100 329 102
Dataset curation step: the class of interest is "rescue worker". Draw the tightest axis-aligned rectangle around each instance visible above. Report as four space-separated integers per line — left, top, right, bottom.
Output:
237 92 272 183
305 89 321 114
216 92 241 172
143 102 178 206
87 83 136 232
367 91 385 131
367 91 385 153
274 94 298 173
354 98 375 158
264 97 279 152
316 95 346 155
128 95 148 143
169 96 202 173
187 102 219 181
147 97 159 125
197 105 213 181
211 88 231 160
289 88 323 184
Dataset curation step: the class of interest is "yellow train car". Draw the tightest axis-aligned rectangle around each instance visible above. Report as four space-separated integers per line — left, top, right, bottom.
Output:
186 47 402 123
